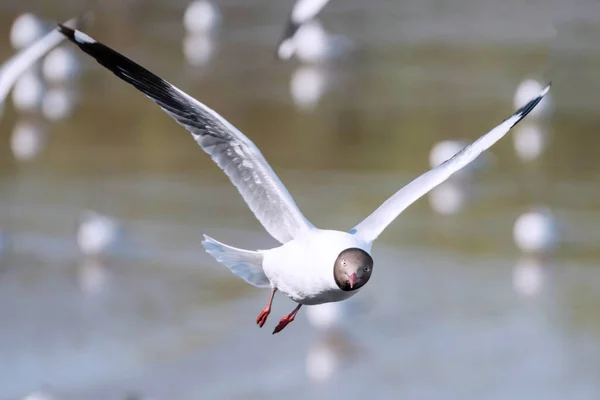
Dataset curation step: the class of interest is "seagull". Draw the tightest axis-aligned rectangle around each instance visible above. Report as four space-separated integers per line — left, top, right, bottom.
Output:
277 0 331 60
183 0 221 35
10 13 45 50
277 19 352 63
58 25 550 334
0 16 84 116
513 207 559 256
76 210 122 259
42 46 80 83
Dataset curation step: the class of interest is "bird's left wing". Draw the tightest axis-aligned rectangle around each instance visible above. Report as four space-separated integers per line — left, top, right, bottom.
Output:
351 84 551 243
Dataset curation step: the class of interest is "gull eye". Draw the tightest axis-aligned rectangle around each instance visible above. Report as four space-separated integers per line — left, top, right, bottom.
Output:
363 266 370 273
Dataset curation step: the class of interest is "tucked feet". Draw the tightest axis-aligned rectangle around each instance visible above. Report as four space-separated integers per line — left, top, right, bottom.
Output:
273 304 302 334
256 287 277 328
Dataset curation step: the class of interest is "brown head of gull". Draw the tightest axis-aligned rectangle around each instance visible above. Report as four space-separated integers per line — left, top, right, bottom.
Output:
333 248 373 291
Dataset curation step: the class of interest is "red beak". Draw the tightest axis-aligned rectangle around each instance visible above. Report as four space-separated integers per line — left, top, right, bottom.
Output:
348 273 358 289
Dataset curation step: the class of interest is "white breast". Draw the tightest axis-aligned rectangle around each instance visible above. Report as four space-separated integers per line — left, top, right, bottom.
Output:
262 229 371 305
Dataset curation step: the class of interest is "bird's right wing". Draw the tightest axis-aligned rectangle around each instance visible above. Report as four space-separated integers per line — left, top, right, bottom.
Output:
351 84 552 243
0 15 85 102
59 26 316 244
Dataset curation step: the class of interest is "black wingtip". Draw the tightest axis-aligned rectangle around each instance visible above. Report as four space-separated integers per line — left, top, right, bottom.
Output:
513 82 552 121
58 24 75 39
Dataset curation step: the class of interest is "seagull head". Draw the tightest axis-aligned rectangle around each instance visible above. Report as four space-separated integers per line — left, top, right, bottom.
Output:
333 248 373 291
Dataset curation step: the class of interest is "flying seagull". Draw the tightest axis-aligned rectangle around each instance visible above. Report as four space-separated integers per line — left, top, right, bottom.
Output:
58 25 550 334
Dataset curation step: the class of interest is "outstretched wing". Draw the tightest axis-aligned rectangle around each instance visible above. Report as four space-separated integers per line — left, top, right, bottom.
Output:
351 84 551 243
59 26 315 244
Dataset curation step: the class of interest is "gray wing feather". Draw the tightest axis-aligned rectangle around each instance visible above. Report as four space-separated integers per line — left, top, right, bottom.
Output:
59 26 315 243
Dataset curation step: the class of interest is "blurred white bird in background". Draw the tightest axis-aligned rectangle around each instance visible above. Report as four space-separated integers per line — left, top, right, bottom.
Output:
0 15 84 117
290 65 329 110
513 256 547 298
10 119 46 161
511 206 559 298
41 86 76 121
10 13 46 50
512 121 548 162
277 0 331 60
76 210 122 259
77 257 113 297
183 0 221 35
428 181 471 216
514 79 553 119
11 70 45 112
513 207 560 256
182 33 216 67
42 46 80 84
278 20 352 63
182 1 220 67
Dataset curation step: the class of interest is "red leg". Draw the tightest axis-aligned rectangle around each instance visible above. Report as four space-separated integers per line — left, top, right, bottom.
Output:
273 304 302 334
256 288 277 328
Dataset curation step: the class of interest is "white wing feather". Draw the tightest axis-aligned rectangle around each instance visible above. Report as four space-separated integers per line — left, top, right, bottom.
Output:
351 84 551 243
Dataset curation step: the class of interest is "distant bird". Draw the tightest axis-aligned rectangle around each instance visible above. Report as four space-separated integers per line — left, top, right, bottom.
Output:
290 65 329 109
42 86 76 121
10 120 46 161
42 46 80 83
11 70 45 111
512 122 547 162
10 13 46 50
183 0 221 34
277 0 331 59
182 34 215 67
513 207 559 255
0 16 84 116
76 210 121 258
514 79 552 119
77 257 112 296
58 25 550 334
428 181 471 216
277 20 352 63
512 256 546 298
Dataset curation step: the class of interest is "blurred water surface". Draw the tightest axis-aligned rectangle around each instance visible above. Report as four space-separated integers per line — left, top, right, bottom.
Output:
0 0 600 399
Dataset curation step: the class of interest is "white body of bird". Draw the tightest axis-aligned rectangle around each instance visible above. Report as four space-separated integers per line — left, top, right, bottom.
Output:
262 230 371 305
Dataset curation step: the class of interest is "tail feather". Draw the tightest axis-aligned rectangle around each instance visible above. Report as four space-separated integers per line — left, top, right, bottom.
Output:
202 235 270 288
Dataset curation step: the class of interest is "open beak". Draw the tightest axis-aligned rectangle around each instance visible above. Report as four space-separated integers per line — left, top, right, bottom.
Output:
348 273 358 289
